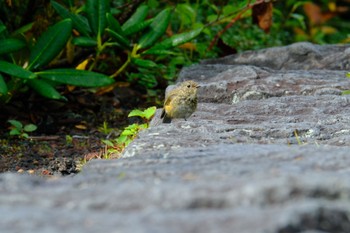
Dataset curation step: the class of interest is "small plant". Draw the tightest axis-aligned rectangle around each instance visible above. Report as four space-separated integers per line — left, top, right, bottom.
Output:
0 18 114 104
51 1 203 88
98 121 115 135
102 106 156 158
7 120 37 139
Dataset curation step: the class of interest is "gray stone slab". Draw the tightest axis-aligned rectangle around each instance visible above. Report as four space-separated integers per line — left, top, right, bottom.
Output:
2 144 350 232
2 42 350 233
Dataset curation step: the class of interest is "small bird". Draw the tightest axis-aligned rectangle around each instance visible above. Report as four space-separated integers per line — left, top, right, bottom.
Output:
161 80 199 123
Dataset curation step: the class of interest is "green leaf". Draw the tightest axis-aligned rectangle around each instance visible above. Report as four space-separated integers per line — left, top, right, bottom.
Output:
102 139 115 147
138 8 172 49
36 69 114 87
143 106 157 120
12 22 34 37
27 79 64 100
138 123 148 130
0 38 26 55
142 49 177 56
24 124 38 132
341 90 350 95
121 5 149 32
0 61 36 79
128 109 144 118
117 135 127 144
346 73 350 78
0 74 8 95
28 19 73 70
124 138 132 146
120 129 135 136
9 129 21 136
131 58 158 68
51 0 91 36
105 29 130 49
8 120 23 129
123 124 138 133
86 0 109 36
175 4 196 25
145 27 203 54
106 13 124 36
123 19 153 36
72 37 97 47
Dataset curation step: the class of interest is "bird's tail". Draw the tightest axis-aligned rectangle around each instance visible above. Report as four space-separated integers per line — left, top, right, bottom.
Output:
161 109 172 123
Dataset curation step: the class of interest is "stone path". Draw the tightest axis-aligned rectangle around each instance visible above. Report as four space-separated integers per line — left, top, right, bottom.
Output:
1 42 350 233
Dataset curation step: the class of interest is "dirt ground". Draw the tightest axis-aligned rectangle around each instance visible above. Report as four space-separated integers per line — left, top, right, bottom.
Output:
0 86 161 176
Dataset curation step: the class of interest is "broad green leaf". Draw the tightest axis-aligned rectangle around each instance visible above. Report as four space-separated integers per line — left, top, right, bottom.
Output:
346 72 350 78
24 124 38 132
86 0 109 36
72 37 97 47
128 109 144 118
121 5 149 32
106 13 124 36
123 19 153 36
10 129 21 136
121 129 135 136
36 69 114 87
51 0 91 36
27 79 64 100
117 135 127 144
132 58 157 68
143 106 157 120
0 74 8 95
8 120 23 129
0 61 36 79
105 29 130 49
145 27 203 54
28 19 73 70
0 39 26 55
138 8 171 49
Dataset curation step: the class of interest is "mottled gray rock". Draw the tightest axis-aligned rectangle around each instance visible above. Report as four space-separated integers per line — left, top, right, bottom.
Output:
2 42 350 233
201 42 350 70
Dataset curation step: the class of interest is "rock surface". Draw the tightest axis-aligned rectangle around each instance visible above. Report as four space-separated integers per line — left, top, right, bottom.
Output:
2 42 350 233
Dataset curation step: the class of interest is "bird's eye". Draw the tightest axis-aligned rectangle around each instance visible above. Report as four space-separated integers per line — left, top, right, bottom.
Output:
187 85 191 88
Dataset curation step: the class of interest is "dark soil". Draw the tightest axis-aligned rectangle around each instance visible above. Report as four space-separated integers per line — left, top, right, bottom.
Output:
0 86 162 177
